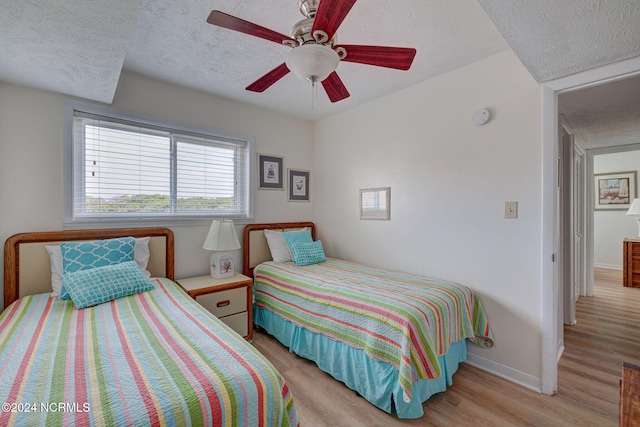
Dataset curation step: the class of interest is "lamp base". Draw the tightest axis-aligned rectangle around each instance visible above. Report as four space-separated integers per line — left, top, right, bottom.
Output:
210 252 235 279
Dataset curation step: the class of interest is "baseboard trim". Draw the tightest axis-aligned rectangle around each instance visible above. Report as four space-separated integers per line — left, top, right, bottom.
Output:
557 343 565 363
594 263 622 270
465 350 541 393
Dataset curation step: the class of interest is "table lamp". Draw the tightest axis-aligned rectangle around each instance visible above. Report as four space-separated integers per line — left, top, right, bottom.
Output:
203 219 241 279
626 199 640 237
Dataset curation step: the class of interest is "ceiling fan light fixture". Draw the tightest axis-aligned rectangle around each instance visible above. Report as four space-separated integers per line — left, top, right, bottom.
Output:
286 44 339 84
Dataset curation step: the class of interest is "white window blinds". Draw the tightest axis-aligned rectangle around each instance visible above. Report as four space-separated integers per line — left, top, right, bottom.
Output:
67 105 251 223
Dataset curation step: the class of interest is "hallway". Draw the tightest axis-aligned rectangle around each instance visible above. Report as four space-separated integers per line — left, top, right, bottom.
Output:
558 267 640 423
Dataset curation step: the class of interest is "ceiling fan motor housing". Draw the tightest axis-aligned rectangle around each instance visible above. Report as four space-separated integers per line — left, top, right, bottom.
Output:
289 18 316 45
289 18 335 46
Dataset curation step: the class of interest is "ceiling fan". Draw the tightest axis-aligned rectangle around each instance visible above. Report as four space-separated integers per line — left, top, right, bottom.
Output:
206 0 417 103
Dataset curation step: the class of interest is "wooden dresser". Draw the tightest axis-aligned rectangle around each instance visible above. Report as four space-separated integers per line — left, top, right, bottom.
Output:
623 238 640 288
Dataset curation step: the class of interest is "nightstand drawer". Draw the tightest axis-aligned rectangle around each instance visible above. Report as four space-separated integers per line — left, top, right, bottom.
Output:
196 287 247 318
176 273 253 341
219 312 248 337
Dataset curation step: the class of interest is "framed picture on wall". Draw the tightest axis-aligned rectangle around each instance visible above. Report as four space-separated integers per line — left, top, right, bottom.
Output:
288 169 310 202
360 187 391 220
258 154 284 190
594 171 637 210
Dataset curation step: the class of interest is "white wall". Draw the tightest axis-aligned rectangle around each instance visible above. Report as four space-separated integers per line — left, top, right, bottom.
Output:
0 72 314 310
593 150 640 269
314 50 544 389
1 51 549 390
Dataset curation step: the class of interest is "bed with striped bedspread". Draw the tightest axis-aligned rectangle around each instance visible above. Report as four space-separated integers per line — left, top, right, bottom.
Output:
0 278 299 427
254 258 493 416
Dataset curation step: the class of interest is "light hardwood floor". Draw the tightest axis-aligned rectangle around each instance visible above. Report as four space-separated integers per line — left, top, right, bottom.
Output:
252 268 640 426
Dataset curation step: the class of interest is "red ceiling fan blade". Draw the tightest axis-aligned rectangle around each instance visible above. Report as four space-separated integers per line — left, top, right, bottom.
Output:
335 45 417 70
321 72 350 103
246 63 291 92
207 11 298 46
311 0 357 41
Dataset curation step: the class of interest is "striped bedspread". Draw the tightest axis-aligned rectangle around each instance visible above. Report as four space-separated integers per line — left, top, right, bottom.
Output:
0 278 299 427
254 259 493 402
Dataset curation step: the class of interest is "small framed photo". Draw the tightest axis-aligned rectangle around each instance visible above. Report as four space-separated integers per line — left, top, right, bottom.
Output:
288 169 310 202
360 187 390 220
594 171 636 210
258 154 284 190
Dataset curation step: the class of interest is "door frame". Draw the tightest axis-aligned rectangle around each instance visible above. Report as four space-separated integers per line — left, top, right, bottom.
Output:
541 56 640 395
560 119 576 325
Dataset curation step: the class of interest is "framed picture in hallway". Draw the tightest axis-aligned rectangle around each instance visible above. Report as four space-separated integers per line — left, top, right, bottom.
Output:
594 171 636 210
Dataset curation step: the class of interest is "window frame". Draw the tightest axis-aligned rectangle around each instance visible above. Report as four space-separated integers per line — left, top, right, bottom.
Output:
63 100 254 228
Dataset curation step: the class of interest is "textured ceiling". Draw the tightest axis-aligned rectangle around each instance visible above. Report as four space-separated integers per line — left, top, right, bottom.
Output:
1 1 639 121
477 0 640 82
559 74 640 149
0 0 141 103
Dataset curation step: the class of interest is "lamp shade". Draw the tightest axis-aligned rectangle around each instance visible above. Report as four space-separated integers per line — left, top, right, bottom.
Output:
285 44 339 83
203 219 241 251
627 199 640 216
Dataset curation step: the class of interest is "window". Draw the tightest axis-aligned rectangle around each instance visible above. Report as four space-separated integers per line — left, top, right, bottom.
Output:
64 101 252 225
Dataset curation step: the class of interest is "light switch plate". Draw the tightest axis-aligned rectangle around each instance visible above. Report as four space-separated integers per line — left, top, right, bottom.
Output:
505 201 518 219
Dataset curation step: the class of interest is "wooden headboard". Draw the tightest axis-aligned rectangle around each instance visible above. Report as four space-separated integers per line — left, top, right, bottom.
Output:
242 222 316 278
4 227 174 308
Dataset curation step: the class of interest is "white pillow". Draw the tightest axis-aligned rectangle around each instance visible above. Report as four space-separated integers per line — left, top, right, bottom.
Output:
264 228 306 262
46 236 151 297
134 237 151 278
45 245 64 297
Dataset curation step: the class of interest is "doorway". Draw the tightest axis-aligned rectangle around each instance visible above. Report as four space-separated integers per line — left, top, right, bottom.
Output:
559 77 640 318
542 56 640 396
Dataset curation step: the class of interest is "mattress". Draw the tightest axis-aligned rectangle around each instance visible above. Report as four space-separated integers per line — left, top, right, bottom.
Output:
253 258 493 418
0 278 299 426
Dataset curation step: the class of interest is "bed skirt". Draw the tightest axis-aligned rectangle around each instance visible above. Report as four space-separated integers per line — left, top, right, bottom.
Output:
254 305 467 419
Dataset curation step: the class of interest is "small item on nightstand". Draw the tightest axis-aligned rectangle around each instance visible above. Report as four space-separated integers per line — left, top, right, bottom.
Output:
203 219 241 279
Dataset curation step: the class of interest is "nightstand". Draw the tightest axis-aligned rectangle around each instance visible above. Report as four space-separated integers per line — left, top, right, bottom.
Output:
177 273 253 340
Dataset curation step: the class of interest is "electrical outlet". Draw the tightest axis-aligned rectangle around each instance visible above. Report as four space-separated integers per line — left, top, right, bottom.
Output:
505 201 518 219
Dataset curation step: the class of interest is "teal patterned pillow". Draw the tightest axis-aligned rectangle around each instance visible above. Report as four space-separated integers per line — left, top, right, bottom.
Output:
282 228 313 248
59 237 136 300
289 240 326 266
62 261 154 309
